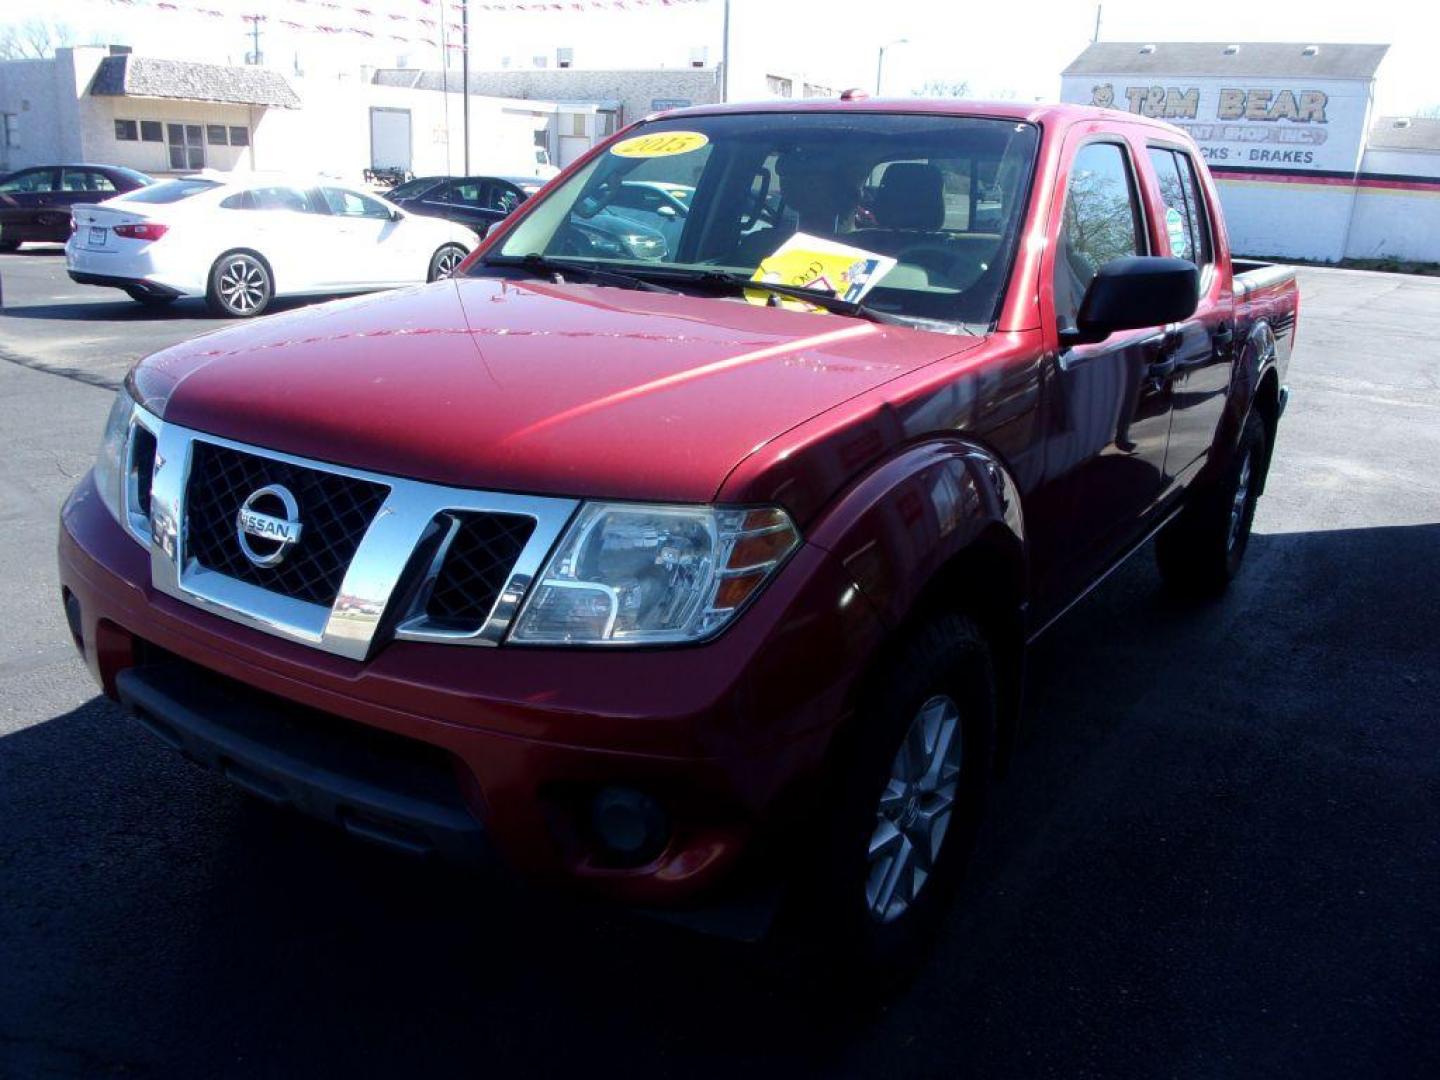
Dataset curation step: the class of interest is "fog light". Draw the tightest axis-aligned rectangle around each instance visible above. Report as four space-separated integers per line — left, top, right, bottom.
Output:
62 588 83 652
590 786 668 865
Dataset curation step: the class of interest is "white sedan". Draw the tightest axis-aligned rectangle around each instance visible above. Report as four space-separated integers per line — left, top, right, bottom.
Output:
66 174 477 317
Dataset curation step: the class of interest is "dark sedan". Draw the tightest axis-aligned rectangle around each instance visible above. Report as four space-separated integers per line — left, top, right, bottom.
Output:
386 175 543 239
0 164 152 249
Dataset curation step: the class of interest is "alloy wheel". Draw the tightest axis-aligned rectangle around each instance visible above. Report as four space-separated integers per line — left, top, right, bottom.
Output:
434 246 464 279
218 257 267 314
1228 449 1253 552
865 694 964 923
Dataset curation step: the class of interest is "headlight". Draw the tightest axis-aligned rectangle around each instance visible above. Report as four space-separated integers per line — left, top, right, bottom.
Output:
94 385 135 525
509 503 799 645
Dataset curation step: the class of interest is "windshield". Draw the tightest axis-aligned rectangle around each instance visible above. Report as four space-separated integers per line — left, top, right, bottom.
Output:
486 112 1039 326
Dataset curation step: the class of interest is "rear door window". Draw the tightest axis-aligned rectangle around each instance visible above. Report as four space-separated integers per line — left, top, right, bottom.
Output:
1054 142 1145 327
61 169 117 194
223 187 323 213
1147 147 1212 268
442 180 484 207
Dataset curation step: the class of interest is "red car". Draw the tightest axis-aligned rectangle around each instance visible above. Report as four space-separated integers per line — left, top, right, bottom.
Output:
58 99 1295 981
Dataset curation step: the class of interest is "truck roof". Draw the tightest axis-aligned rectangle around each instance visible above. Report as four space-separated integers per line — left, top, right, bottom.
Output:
650 96 1192 137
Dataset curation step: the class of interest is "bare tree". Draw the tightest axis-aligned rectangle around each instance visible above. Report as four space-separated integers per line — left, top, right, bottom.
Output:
913 78 971 99
0 19 80 60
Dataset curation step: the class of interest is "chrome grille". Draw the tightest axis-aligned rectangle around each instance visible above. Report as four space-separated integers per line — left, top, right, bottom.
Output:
425 513 536 629
142 420 580 661
185 441 389 607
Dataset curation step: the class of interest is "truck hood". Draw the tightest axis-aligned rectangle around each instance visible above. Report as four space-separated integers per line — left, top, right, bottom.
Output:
134 277 982 504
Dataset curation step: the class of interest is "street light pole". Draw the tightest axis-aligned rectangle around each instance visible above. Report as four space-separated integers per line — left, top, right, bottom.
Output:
876 37 908 96
462 0 470 174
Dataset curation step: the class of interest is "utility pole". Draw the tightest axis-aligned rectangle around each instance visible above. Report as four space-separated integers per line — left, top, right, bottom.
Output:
1093 3 1102 43
242 14 263 66
461 0 470 174
720 0 730 103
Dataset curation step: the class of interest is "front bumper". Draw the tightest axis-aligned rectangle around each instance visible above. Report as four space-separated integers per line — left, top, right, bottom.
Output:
59 471 886 909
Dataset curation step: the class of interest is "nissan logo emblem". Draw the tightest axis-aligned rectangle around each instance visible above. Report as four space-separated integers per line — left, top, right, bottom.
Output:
235 484 303 567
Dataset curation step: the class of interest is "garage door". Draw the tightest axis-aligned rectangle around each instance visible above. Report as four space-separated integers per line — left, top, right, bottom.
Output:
370 108 412 171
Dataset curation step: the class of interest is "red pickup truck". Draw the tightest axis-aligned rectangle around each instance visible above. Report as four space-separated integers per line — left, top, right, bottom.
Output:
58 99 1296 981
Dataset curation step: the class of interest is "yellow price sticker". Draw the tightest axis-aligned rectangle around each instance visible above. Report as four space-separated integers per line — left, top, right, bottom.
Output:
610 131 709 159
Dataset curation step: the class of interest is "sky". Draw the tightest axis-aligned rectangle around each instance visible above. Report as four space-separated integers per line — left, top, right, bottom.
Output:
13 0 1440 116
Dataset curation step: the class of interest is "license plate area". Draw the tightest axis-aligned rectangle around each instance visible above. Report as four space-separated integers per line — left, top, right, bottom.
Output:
87 225 107 248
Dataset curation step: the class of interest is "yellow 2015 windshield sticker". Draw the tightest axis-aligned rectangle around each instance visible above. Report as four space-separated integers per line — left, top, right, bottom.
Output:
610 131 709 158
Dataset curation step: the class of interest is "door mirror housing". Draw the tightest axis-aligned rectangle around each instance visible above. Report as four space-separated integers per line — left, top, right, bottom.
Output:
1060 256 1199 346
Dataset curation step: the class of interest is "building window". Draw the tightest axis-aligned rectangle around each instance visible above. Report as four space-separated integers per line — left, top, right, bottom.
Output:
4 113 19 149
766 75 793 98
570 113 586 137
206 124 228 146
804 84 834 98
115 119 138 141
167 123 204 170
140 120 162 142
229 126 249 147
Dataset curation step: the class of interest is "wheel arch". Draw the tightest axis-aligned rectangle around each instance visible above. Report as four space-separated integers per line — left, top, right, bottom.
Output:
807 437 1030 773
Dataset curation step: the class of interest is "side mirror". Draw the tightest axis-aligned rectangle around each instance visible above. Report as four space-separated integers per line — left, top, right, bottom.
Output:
391 208 403 222
1061 256 1199 346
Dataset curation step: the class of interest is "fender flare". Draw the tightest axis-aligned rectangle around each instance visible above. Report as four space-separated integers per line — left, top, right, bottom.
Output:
804 436 1027 631
1205 318 1280 487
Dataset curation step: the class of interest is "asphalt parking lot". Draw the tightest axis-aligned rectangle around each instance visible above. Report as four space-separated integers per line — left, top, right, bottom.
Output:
1 247 1437 1077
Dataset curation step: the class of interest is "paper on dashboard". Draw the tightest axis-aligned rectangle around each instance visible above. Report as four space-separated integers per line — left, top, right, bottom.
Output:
747 233 897 311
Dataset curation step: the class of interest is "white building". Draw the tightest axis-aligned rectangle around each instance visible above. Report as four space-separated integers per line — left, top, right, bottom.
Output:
1061 41 1440 264
0 45 587 183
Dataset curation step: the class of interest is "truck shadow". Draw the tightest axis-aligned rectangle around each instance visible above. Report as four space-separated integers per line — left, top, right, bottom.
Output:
1 523 1436 1076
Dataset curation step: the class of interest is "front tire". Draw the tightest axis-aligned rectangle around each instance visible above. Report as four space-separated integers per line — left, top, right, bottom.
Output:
1156 411 1267 597
778 614 996 991
428 243 467 282
206 251 273 318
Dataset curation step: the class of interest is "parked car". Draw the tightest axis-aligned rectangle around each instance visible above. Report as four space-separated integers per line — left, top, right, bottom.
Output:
65 174 475 316
58 100 1296 985
0 163 151 249
387 174 544 238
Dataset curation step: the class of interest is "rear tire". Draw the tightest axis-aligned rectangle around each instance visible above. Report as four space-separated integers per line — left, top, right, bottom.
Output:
1155 411 1267 598
206 251 273 318
776 613 995 994
428 243 467 282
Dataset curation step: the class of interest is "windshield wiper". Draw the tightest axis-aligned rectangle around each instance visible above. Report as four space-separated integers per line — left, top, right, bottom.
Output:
482 253 681 295
664 270 913 326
